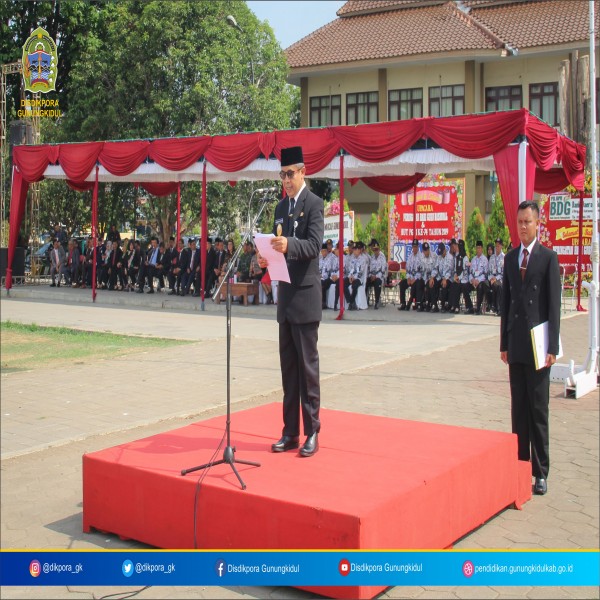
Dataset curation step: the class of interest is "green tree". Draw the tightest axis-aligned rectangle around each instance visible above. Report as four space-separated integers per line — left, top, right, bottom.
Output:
465 206 486 258
486 193 510 249
5 1 297 242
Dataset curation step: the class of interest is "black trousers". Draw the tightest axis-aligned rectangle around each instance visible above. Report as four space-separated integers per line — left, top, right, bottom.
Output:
400 278 424 305
460 282 474 309
344 277 361 303
509 362 550 479
448 280 461 309
438 279 451 307
321 277 334 304
279 321 321 437
489 280 502 312
475 281 490 310
423 279 438 306
365 277 382 303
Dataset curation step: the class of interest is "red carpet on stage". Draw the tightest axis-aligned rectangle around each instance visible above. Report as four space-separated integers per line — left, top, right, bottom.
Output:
83 403 531 599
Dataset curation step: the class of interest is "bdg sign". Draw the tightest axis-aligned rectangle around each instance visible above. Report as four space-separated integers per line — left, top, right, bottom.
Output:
540 194 595 271
549 195 599 221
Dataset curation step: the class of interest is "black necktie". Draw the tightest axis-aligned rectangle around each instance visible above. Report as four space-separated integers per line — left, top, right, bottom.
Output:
289 198 295 215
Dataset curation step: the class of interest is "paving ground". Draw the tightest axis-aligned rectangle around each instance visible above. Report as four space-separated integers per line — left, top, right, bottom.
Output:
1 286 598 599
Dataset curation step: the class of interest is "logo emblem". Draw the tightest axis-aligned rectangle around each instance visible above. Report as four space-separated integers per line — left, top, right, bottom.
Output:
22 27 58 93
215 559 226 577
338 559 350 576
29 560 41 577
122 560 134 577
462 560 474 578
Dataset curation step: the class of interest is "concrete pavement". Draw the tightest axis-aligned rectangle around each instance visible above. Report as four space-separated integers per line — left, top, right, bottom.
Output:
0 288 598 599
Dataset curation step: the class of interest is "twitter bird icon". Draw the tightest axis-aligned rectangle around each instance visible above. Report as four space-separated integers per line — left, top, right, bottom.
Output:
122 560 134 577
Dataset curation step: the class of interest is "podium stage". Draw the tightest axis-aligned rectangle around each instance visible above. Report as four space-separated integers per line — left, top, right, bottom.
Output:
83 403 531 599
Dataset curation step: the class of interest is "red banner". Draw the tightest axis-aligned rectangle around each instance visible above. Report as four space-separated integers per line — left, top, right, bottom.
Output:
390 177 464 245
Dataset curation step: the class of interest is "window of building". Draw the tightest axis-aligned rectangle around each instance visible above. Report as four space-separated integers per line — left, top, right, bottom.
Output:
428 84 465 117
485 86 522 112
309 95 341 127
346 91 379 125
529 82 558 126
388 88 423 120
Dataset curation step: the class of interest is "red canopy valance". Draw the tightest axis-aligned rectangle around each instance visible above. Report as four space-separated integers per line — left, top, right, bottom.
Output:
6 108 586 293
11 108 585 186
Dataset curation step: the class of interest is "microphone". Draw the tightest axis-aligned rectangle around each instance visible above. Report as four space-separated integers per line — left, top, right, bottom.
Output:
255 186 278 195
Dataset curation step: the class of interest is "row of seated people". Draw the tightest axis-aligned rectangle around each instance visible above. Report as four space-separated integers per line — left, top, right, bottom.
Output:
398 237 505 315
49 235 276 304
319 238 388 311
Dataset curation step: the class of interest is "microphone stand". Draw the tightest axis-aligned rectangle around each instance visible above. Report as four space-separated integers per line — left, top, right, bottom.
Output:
181 189 274 490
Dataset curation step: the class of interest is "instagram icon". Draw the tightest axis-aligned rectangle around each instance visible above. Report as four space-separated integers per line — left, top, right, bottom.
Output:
30 560 41 577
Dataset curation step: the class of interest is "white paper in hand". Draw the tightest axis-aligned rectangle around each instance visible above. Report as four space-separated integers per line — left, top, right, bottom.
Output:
254 233 290 284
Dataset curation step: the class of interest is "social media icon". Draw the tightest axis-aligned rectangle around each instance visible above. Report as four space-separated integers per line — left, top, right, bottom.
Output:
29 560 41 577
338 559 350 576
462 560 474 578
122 560 134 577
215 559 226 578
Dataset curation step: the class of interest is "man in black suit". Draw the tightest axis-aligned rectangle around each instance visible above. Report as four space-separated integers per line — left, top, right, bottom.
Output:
258 146 324 458
180 238 199 296
500 200 561 496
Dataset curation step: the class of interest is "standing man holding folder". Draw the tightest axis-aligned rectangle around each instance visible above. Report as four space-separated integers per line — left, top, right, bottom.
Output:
500 200 561 495
258 146 324 457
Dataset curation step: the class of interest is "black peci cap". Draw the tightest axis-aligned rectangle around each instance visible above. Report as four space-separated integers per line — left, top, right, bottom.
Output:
412 239 419 246
280 146 304 167
495 238 503 245
422 242 430 251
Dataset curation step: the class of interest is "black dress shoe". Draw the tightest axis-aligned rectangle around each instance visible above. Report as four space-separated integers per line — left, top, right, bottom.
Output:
534 477 547 495
271 435 299 453
398 304 406 311
300 433 319 457
168 290 176 295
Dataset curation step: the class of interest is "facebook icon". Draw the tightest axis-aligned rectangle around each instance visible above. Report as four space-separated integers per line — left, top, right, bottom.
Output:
215 559 226 578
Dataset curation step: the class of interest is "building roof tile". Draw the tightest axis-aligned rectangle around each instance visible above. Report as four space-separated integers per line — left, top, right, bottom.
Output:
286 3 501 68
470 0 598 49
286 0 596 70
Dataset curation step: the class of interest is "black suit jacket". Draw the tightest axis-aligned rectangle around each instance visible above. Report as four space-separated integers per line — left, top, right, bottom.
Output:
500 241 561 365
273 185 324 325
205 247 217 274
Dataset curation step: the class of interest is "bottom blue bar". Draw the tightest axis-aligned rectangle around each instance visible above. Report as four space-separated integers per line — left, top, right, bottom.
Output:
1 550 598 587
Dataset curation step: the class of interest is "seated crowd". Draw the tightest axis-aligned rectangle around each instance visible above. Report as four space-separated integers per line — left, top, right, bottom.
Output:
49 231 274 304
320 238 388 311
48 229 505 315
397 237 505 315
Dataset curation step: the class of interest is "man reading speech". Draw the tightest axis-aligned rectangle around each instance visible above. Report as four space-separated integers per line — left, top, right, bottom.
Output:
257 146 324 457
500 200 561 495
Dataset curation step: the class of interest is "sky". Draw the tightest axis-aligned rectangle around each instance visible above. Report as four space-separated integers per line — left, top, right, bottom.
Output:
246 1 346 48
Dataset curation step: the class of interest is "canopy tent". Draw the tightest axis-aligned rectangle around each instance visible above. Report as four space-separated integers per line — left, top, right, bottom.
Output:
6 108 586 317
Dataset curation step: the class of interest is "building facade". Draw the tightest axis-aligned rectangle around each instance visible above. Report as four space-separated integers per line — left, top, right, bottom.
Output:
285 0 597 222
